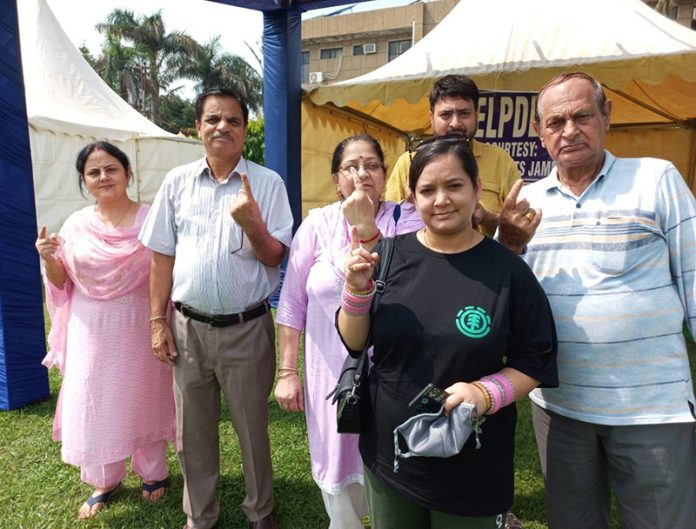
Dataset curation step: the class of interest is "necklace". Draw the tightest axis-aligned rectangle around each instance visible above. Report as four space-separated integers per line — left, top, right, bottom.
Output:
98 202 133 228
422 228 432 249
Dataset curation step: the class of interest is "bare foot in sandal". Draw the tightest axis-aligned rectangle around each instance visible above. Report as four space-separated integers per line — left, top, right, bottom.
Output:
142 479 167 503
78 483 122 520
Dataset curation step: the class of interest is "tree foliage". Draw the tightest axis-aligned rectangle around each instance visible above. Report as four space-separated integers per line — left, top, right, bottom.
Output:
88 9 262 131
177 36 263 114
159 93 196 136
243 118 265 165
95 9 198 126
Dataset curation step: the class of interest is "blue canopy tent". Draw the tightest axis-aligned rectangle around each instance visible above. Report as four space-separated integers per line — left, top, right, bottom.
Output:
0 0 372 409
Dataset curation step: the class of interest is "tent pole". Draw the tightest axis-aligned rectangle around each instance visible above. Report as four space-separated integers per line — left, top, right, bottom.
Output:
262 8 302 232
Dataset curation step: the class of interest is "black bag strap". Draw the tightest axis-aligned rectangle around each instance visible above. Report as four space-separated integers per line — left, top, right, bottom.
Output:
353 204 400 382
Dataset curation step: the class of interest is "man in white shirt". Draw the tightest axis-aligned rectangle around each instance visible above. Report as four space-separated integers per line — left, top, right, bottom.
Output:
499 72 696 529
140 88 293 529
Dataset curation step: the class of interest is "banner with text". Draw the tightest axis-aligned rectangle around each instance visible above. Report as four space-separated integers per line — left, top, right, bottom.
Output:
474 91 553 182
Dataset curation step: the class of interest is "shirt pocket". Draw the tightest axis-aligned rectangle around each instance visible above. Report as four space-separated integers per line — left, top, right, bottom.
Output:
588 215 661 276
480 179 502 210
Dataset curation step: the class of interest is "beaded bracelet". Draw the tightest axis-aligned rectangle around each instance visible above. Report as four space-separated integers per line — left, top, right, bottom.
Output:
345 279 375 297
471 381 492 413
476 380 498 414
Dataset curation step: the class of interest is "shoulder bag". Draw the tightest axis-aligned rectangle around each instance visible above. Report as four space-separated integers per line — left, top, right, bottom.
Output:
327 204 400 434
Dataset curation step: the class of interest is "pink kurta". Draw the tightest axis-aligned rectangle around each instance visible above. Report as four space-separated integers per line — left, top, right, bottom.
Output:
44 205 175 467
276 201 423 494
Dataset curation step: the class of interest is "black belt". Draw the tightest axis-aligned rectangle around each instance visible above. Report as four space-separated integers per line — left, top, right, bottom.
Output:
174 300 269 327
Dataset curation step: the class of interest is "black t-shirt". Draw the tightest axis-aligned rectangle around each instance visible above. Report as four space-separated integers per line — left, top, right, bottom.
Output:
359 232 557 516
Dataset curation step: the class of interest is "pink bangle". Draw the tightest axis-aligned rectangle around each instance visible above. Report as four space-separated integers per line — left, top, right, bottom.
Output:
483 373 516 408
477 373 516 415
340 280 375 316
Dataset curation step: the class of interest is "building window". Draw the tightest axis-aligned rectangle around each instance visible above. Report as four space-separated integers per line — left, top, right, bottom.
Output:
301 51 310 84
388 40 411 62
320 47 343 60
353 45 364 56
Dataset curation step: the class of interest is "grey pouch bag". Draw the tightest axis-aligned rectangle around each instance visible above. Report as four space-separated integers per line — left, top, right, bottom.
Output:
392 402 483 473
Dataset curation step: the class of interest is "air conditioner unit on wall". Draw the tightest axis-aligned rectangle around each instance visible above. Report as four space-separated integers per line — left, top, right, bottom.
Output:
363 43 377 54
309 71 324 83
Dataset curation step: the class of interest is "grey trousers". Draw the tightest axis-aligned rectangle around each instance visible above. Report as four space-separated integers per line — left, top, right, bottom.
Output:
532 403 696 529
172 309 276 529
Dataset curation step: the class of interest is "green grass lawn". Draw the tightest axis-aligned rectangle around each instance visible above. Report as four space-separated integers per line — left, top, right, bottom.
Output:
1 319 694 528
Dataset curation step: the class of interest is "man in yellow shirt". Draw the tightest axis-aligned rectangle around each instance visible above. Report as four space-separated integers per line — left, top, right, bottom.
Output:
385 75 520 237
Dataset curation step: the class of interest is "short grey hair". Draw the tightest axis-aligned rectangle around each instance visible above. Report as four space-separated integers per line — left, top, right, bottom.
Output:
534 72 608 123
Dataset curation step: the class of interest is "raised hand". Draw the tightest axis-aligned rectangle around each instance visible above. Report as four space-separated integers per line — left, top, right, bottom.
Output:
35 225 61 264
344 226 379 292
498 180 542 254
230 172 262 231
342 169 378 241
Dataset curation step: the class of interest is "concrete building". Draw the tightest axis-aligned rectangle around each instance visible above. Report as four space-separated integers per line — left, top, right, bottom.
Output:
643 1 696 29
301 0 694 86
301 0 458 84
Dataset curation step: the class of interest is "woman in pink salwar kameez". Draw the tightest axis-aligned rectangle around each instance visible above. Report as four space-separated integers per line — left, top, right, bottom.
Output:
275 135 423 529
36 142 175 520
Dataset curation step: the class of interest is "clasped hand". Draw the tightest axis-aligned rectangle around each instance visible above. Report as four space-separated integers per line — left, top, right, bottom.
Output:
442 382 488 417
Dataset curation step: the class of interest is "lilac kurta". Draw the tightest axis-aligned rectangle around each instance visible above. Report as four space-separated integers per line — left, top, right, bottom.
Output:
276 201 423 493
46 205 175 467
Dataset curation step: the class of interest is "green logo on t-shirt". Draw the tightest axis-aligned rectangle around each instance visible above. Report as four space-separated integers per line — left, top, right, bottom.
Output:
456 306 491 338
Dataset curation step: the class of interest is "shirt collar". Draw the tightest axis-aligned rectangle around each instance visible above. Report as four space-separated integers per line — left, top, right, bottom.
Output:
196 156 248 183
470 137 482 159
540 150 615 192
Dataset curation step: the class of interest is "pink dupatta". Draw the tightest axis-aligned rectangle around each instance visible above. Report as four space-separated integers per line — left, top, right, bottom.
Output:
42 205 151 374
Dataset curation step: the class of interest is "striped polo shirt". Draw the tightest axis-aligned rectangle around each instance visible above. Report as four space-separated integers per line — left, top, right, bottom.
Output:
521 151 696 425
139 157 293 314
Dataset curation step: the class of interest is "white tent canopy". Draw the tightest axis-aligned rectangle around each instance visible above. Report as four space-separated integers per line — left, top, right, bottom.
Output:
308 0 696 134
19 0 203 233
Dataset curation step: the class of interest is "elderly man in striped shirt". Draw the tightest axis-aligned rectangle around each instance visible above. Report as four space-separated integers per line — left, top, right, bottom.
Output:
499 72 696 529
140 88 292 529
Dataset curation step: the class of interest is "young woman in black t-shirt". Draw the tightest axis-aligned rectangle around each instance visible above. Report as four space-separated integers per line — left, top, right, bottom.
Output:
337 135 558 529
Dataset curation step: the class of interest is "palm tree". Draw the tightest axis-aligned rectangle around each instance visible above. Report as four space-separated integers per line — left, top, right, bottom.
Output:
181 36 263 114
87 33 146 111
96 9 198 125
